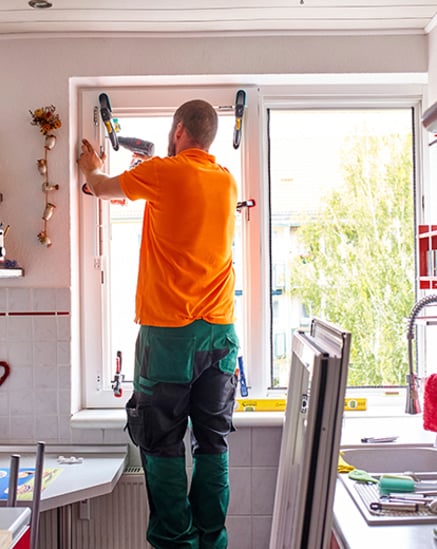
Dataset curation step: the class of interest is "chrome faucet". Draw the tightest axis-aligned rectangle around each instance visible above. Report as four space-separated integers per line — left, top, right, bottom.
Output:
406 294 437 414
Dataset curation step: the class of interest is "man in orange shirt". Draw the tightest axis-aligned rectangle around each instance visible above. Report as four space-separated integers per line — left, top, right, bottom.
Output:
78 99 239 549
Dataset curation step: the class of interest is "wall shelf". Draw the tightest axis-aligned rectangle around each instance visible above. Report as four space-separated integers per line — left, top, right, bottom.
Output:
0 267 24 278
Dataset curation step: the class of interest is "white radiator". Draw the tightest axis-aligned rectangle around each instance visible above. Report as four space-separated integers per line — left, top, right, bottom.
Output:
39 468 151 549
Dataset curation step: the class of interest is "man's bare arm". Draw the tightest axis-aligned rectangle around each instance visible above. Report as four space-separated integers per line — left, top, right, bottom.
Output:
77 139 125 199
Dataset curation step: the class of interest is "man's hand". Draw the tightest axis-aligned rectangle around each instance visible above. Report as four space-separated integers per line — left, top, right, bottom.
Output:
77 138 124 200
77 139 106 176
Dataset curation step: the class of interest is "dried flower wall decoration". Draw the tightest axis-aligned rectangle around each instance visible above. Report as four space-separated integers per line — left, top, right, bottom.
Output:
29 105 62 247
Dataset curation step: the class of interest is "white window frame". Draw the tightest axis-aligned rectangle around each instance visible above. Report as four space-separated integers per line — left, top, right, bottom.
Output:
78 78 427 409
79 85 264 408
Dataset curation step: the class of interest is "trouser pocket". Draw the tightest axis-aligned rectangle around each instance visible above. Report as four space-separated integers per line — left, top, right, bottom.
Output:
125 392 151 448
146 332 197 383
216 329 239 375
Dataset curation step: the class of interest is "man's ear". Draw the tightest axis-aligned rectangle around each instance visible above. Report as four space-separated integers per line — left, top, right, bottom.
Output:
174 122 184 139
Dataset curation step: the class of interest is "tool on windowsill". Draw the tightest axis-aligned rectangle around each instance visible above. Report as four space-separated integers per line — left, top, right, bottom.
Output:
361 436 398 443
111 350 124 398
237 354 249 397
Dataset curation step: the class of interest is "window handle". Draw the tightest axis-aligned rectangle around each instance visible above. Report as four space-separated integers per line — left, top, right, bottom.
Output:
111 350 125 398
237 199 256 220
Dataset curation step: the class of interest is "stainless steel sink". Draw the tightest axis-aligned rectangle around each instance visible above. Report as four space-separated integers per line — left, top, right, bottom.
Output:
341 444 437 474
339 444 437 525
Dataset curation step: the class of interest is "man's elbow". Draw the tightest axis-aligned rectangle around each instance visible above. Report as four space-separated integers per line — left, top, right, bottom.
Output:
91 176 124 200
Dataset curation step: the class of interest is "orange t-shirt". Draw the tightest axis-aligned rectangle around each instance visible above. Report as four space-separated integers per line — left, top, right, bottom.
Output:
119 148 237 327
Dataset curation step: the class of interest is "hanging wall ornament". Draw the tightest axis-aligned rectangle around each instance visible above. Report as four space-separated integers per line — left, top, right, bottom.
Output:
29 105 62 247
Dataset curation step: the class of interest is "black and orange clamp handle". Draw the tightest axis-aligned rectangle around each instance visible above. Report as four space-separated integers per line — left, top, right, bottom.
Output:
233 89 246 150
99 92 119 151
112 350 124 398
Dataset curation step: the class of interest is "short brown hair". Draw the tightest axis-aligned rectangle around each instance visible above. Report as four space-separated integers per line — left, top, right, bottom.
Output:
173 99 218 150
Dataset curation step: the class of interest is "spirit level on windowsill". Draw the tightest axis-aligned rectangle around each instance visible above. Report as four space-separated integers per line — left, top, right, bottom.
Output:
234 397 367 412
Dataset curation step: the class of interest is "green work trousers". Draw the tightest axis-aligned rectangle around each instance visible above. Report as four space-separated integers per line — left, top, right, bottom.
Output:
126 320 239 548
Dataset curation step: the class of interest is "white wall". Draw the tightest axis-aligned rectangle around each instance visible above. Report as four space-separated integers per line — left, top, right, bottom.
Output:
0 33 428 286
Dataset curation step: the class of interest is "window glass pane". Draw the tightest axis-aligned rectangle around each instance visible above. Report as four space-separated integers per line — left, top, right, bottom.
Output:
106 114 242 382
269 109 415 389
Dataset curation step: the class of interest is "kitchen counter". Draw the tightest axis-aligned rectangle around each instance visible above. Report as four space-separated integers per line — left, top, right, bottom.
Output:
333 477 437 548
334 415 437 549
0 444 128 512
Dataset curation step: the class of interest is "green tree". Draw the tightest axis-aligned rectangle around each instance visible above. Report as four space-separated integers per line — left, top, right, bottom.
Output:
289 133 415 386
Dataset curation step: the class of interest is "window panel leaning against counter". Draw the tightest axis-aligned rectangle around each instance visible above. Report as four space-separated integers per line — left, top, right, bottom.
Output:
77 99 239 549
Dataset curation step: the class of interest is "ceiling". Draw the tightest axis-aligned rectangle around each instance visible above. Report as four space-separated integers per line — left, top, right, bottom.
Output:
1 0 437 36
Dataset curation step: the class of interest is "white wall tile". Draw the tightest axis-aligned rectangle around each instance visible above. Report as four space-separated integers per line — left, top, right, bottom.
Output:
9 389 35 415
56 316 70 341
58 415 73 442
35 414 59 441
34 365 59 390
7 340 33 365
33 288 56 312
58 367 71 392
7 316 33 341
34 390 59 415
8 288 32 312
0 316 6 340
0 288 7 312
33 340 57 365
55 288 70 312
229 427 251 466
6 365 34 391
57 389 71 416
252 427 282 466
10 415 35 441
227 516 252 549
252 515 273 549
0 391 9 415
57 341 70 365
251 467 277 515
229 467 251 515
0 416 10 439
32 316 57 341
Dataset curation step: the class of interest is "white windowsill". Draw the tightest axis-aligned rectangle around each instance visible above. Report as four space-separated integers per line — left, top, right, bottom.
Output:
70 381 435 440
71 408 285 429
71 404 437 446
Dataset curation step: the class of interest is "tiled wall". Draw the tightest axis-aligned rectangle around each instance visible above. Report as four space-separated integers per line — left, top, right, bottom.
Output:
0 287 72 442
0 286 282 547
227 426 281 549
